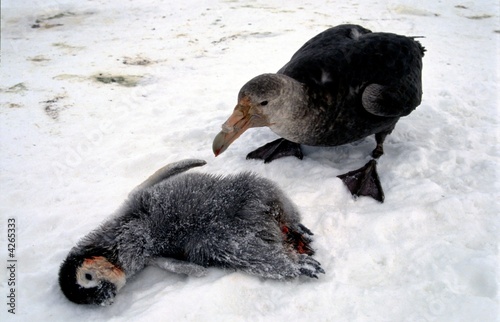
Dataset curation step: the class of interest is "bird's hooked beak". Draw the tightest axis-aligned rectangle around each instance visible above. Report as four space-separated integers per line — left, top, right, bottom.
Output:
212 96 269 156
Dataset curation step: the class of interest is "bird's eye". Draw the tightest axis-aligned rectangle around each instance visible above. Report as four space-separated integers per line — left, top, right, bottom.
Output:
85 273 93 281
260 101 268 106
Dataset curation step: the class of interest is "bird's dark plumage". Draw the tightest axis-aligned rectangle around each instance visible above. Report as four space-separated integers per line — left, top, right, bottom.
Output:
59 159 323 306
213 24 425 202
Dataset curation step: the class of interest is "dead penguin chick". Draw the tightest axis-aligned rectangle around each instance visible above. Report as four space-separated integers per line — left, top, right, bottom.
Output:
59 159 323 306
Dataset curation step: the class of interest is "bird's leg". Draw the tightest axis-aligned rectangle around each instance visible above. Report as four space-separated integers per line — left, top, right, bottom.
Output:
281 223 315 256
211 243 323 279
246 138 303 163
372 132 389 159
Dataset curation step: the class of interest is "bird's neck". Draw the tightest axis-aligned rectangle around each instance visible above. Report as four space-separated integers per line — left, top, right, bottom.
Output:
268 75 315 141
80 209 153 276
273 75 309 117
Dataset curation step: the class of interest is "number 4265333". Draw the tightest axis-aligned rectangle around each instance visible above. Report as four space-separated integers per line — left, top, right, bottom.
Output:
7 218 16 258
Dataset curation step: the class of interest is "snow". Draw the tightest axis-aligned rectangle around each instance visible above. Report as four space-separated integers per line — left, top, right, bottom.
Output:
1 0 498 321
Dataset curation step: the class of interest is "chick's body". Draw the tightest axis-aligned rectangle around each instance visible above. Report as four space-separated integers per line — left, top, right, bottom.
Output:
59 160 322 306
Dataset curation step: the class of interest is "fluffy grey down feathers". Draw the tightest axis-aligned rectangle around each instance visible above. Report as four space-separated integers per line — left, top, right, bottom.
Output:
59 159 323 305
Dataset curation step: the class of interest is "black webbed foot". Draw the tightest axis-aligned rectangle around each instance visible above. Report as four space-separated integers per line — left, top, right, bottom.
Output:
298 255 325 279
337 159 385 202
246 138 303 163
297 223 313 236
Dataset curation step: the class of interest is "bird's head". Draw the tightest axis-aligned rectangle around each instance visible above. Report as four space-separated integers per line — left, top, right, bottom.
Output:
59 253 126 306
213 73 304 156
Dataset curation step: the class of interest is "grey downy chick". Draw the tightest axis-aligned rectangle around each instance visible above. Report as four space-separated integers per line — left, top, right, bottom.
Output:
58 159 324 306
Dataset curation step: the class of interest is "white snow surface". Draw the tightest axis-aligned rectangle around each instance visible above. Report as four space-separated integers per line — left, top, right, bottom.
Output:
1 0 499 321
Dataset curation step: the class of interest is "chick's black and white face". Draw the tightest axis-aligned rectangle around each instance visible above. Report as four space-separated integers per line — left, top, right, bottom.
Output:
59 255 126 306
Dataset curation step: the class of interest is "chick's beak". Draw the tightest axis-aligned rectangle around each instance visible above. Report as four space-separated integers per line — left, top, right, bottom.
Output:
213 97 268 156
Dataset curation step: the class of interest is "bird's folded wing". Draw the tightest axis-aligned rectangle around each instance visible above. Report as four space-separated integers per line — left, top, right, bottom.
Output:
149 257 208 277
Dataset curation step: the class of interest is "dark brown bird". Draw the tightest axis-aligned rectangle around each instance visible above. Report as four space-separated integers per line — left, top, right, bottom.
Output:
213 24 425 202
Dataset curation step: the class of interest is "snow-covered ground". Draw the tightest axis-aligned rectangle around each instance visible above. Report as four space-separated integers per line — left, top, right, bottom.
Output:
1 0 498 321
